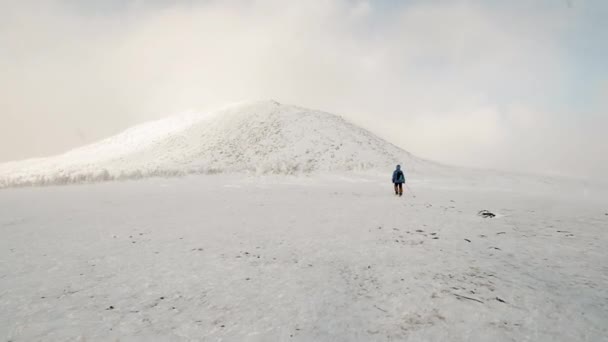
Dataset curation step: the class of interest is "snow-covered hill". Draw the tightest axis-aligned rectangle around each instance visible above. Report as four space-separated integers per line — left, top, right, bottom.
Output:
0 101 433 188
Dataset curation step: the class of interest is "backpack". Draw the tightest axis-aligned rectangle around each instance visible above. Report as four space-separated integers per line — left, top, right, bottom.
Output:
396 170 405 183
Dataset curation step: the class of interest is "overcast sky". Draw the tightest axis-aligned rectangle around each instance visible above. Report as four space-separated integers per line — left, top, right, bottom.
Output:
1 0 606 179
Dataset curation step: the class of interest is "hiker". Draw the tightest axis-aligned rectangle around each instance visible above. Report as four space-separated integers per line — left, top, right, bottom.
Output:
392 165 405 196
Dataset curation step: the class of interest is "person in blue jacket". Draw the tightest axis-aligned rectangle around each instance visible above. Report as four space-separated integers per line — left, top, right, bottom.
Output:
392 165 405 196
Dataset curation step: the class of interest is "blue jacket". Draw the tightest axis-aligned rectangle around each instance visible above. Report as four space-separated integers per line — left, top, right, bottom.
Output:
392 166 405 184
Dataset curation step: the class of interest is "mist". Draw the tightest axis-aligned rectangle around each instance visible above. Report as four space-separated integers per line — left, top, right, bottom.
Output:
1 0 606 180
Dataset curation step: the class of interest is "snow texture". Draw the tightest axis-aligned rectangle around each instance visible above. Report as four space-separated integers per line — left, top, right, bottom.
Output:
1 100 607 341
0 100 433 188
0 175 606 341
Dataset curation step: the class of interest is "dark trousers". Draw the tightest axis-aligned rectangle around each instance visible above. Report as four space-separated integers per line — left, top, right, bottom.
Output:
394 183 403 195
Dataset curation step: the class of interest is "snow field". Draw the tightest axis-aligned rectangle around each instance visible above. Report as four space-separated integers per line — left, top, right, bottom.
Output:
1 175 606 341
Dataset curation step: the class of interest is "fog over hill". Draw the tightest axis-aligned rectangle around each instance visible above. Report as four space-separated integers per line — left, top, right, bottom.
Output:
0 101 438 188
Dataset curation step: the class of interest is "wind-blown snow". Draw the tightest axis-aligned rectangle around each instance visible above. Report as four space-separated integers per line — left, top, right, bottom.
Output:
0 101 432 188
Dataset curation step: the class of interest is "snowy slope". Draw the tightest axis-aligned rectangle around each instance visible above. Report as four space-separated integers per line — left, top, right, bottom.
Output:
0 101 433 188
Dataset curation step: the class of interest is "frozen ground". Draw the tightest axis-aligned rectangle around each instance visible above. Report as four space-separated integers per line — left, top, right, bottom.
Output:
1 174 606 341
